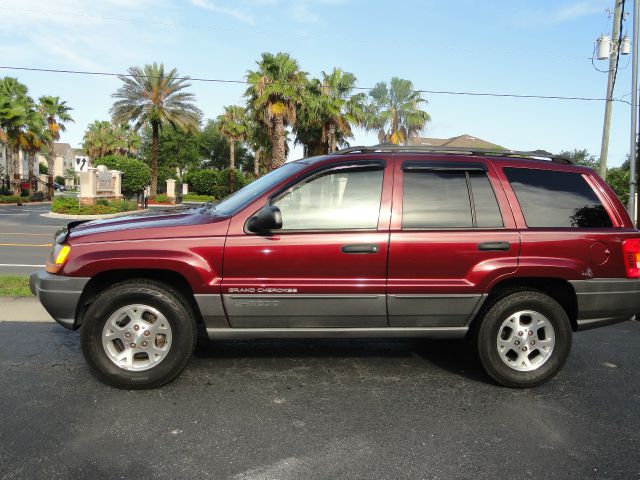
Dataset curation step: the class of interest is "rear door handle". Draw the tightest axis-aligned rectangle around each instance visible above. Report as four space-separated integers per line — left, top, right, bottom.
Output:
341 244 379 254
477 241 510 251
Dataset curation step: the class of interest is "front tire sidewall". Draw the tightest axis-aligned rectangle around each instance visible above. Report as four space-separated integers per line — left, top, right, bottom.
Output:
81 284 195 389
477 292 572 388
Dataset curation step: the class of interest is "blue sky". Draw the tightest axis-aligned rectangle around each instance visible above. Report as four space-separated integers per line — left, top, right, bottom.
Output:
0 0 634 166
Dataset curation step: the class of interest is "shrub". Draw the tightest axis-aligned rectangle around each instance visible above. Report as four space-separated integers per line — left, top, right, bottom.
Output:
183 193 214 202
96 155 150 196
39 163 48 174
154 194 169 203
183 169 251 199
51 197 137 215
0 195 28 204
54 176 65 185
29 191 45 201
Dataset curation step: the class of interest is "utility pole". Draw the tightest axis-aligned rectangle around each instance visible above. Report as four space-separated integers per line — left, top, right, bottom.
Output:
628 0 639 225
599 0 624 180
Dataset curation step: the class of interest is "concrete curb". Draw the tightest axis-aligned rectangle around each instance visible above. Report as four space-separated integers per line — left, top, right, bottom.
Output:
0 296 53 323
40 210 147 220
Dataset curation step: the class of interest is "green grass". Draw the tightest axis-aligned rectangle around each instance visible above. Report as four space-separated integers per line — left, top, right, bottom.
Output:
0 275 32 297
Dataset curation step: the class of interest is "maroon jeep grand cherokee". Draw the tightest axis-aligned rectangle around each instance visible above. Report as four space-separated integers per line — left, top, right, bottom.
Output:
30 145 640 389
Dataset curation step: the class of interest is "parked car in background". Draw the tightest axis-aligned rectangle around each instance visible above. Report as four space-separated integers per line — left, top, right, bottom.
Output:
53 182 65 192
30 145 640 389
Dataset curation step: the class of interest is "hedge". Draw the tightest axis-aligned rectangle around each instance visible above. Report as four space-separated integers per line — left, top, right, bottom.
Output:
51 197 138 215
183 169 250 198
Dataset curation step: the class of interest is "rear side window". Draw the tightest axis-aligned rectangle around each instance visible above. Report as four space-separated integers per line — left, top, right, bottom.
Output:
402 170 503 229
504 168 612 228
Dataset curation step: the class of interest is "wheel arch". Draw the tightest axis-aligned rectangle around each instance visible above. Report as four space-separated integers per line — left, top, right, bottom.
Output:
469 277 579 336
75 269 205 328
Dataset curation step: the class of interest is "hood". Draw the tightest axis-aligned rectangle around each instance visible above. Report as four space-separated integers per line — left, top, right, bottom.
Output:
66 207 231 244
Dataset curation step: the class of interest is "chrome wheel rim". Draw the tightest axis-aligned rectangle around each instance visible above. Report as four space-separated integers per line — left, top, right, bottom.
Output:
101 304 172 372
496 310 555 372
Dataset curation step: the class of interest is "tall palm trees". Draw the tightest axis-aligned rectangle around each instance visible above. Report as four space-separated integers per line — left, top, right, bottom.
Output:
83 120 141 159
111 63 202 196
0 77 34 200
365 77 430 145
217 105 247 192
245 52 307 168
38 96 73 199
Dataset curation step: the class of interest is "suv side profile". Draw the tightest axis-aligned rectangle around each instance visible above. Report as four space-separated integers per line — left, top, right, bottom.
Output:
30 145 640 389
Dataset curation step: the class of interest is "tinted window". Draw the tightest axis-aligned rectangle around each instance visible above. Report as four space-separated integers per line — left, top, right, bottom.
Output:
403 171 473 228
469 172 503 228
274 168 383 230
504 168 612 228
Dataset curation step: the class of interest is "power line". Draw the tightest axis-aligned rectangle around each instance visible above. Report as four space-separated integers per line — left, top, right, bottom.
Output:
0 65 631 105
611 0 627 93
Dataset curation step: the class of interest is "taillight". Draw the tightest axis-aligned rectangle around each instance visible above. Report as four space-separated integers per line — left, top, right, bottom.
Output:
622 238 640 278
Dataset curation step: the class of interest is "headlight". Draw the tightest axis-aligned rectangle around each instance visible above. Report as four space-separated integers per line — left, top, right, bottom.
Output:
46 244 71 274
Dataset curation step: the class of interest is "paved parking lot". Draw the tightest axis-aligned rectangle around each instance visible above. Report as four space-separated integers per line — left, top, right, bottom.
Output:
1 320 639 479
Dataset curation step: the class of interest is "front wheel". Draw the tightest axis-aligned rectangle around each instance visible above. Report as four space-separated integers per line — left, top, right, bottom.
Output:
476 290 572 388
81 280 197 389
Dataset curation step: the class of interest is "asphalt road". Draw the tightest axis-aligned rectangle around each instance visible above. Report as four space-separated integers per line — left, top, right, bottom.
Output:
0 320 639 479
0 203 64 275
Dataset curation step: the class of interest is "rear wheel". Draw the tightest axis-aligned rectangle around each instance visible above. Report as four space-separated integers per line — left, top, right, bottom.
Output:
81 280 197 389
476 290 572 388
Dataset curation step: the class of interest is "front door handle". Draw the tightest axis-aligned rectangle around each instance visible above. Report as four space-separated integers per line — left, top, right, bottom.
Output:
477 241 510 251
341 244 379 254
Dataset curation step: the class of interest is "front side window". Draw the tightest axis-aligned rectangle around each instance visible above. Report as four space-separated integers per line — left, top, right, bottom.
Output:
273 168 384 230
504 168 613 228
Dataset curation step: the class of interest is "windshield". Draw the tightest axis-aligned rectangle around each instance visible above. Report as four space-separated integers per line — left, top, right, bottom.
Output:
212 162 307 215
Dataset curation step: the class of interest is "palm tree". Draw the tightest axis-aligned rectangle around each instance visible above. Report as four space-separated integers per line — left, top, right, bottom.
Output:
0 77 34 202
83 121 141 159
111 63 202 196
38 96 73 199
21 117 46 196
365 77 430 145
245 52 307 168
217 105 247 192
296 68 367 155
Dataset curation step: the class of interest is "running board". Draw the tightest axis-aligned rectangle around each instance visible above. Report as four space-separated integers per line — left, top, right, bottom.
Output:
205 326 468 340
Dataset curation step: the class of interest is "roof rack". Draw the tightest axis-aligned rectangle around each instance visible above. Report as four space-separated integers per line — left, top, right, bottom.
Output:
333 144 574 164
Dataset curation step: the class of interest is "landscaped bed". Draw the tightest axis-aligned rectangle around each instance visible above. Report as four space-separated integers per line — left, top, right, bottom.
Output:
0 275 31 297
51 197 138 215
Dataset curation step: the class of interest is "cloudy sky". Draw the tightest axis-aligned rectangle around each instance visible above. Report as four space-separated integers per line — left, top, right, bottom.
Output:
0 0 634 165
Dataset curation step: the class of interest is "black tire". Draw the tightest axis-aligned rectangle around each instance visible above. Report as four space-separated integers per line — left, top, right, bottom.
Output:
81 279 197 389
476 290 572 388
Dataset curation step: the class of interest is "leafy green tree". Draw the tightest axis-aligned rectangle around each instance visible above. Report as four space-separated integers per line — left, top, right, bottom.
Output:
111 63 202 196
97 155 151 197
38 95 73 199
200 120 254 172
245 52 307 168
365 77 430 144
558 149 600 171
218 105 248 191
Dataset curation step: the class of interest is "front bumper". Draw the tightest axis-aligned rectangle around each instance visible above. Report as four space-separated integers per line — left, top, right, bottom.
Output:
570 279 640 330
30 270 90 330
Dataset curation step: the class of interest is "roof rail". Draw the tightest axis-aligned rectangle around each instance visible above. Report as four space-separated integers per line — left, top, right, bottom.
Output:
333 144 574 164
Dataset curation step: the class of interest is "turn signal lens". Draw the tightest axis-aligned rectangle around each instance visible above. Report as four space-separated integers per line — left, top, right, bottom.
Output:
622 238 640 278
46 244 71 274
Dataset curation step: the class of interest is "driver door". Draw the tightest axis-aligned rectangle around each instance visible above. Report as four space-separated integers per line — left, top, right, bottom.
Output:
221 161 392 328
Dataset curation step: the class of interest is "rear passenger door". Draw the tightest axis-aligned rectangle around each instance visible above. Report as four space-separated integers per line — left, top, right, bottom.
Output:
387 159 520 329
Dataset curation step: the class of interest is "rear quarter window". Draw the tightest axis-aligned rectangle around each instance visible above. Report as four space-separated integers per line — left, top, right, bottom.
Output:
504 168 612 228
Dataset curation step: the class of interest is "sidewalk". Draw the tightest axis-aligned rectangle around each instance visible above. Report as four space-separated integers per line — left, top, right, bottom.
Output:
0 297 53 323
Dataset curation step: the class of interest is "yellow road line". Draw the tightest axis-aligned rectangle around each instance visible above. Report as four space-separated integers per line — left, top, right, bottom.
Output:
0 243 52 247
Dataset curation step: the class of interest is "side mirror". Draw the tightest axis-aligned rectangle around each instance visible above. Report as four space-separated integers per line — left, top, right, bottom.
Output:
247 205 283 233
